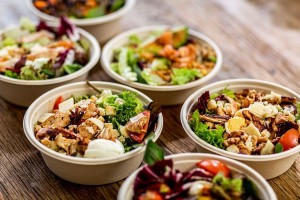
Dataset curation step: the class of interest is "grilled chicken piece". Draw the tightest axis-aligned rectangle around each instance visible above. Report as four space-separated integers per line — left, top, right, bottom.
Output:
199 114 230 123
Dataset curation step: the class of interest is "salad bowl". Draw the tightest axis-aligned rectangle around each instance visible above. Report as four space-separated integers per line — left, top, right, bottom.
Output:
27 0 136 43
118 153 277 200
181 79 300 179
101 25 223 105
0 19 100 107
23 81 163 185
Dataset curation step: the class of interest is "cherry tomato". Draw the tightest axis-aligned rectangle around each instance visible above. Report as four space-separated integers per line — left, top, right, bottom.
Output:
53 96 63 110
279 128 300 151
196 159 230 177
138 190 163 200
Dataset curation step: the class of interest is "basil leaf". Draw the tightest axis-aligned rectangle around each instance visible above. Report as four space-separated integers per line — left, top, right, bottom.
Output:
144 140 164 165
275 143 283 153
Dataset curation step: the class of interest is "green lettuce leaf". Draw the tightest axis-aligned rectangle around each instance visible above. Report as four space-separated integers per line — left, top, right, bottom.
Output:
171 68 202 85
190 110 225 149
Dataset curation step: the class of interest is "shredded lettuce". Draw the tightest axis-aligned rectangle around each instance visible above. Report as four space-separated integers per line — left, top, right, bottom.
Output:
213 173 243 192
128 35 141 46
116 47 137 81
210 88 235 99
141 68 166 86
4 70 20 79
295 102 300 121
190 110 225 149
20 17 36 32
171 68 202 85
63 63 82 74
20 66 47 80
0 37 16 48
150 58 170 70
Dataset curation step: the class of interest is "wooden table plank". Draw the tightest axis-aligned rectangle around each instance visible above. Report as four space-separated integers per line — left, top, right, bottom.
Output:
0 0 299 199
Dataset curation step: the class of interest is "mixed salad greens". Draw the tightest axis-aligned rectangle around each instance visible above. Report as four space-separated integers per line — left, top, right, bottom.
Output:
111 27 217 86
33 0 125 19
132 140 260 199
0 17 90 80
189 88 300 155
34 82 161 157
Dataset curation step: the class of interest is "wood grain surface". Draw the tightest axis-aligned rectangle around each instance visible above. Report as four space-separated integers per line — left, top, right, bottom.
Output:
0 0 300 199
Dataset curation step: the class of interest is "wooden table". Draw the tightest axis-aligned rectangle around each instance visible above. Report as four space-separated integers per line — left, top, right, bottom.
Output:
1 0 300 199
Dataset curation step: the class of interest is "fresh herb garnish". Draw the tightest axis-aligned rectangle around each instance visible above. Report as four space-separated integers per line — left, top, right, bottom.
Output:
144 140 165 165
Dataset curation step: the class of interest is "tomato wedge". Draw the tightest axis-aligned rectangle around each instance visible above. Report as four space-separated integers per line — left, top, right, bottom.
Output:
53 96 63 110
138 190 163 200
129 110 150 143
196 159 230 177
279 128 300 151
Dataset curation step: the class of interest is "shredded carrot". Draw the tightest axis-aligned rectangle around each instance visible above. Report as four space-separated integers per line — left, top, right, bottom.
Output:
34 1 48 9
86 0 97 7
48 40 74 49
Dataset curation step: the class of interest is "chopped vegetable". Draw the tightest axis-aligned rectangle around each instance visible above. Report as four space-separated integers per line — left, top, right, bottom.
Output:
197 160 230 177
278 128 300 151
190 110 225 149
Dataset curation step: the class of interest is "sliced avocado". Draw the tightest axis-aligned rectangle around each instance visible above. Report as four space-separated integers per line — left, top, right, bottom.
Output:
139 33 163 55
172 26 188 48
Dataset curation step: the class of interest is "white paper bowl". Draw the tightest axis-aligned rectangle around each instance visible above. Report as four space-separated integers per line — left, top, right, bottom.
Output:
0 24 100 107
101 26 223 105
23 81 163 185
181 79 300 179
27 0 136 43
118 153 277 200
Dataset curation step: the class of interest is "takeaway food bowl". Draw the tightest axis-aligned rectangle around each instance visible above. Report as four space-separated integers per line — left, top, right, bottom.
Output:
23 81 163 185
181 79 300 179
118 153 277 199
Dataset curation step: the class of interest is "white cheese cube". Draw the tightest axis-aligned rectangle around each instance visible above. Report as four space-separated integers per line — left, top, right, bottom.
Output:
37 113 55 123
260 140 275 155
89 117 104 129
59 98 74 113
105 106 116 115
243 123 261 137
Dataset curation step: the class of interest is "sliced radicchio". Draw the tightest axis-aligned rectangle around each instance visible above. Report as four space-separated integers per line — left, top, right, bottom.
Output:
57 17 80 42
53 49 70 69
36 21 55 34
194 91 210 114
277 122 299 137
133 159 213 199
14 56 27 73
36 17 79 42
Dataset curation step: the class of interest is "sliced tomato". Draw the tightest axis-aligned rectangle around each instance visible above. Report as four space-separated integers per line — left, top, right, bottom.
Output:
53 96 63 110
196 159 230 177
279 128 300 151
138 190 163 200
129 110 150 143
130 131 146 143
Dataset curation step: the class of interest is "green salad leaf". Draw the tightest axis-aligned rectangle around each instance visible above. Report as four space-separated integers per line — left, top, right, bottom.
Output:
213 173 243 192
141 68 166 86
144 140 165 165
63 63 82 74
101 91 144 128
20 17 36 32
171 68 202 85
20 66 47 80
295 102 300 121
190 110 225 149
210 87 235 99
4 70 20 79
0 37 16 48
